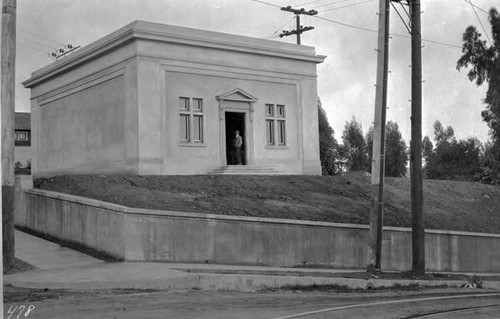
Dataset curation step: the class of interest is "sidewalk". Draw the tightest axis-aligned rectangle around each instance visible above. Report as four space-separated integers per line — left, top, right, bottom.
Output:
5 230 500 291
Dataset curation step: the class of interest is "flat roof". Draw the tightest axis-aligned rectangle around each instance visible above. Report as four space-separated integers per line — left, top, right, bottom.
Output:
23 20 326 88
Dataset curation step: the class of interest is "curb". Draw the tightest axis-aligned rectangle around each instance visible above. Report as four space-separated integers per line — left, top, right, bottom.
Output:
7 271 497 292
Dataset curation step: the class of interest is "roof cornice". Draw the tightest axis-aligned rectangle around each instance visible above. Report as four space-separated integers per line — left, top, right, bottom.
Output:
23 20 326 88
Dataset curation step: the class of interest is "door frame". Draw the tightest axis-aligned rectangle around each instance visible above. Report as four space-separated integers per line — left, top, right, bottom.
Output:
216 89 257 166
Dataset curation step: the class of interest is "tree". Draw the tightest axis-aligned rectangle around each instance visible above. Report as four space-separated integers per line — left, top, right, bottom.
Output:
318 100 339 175
366 121 408 177
457 8 500 142
385 121 409 177
422 136 434 162
457 8 500 182
479 142 500 184
425 121 482 181
422 135 434 177
366 125 374 173
340 117 369 172
433 120 455 145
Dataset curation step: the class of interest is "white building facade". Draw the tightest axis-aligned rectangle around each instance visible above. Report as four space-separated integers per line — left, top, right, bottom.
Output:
23 21 325 177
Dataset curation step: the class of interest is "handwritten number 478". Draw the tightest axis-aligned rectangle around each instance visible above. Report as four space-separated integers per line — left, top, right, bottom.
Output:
7 305 35 319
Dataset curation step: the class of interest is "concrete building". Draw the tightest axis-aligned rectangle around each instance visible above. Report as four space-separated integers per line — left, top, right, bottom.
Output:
23 21 325 177
14 112 32 168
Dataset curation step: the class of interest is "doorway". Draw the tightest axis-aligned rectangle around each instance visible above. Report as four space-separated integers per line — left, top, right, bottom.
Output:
225 112 246 165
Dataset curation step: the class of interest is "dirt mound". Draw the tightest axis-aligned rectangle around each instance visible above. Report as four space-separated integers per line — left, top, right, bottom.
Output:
35 172 500 233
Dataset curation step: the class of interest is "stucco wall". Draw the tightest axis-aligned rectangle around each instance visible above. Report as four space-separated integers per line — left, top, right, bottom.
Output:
39 76 126 172
16 187 500 273
24 21 323 177
26 42 139 177
161 70 302 174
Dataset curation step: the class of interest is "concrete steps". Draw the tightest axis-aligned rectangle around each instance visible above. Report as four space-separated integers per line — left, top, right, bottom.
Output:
209 165 286 175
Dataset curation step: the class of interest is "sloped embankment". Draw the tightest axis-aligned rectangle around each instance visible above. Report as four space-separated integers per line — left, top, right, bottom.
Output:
35 172 500 233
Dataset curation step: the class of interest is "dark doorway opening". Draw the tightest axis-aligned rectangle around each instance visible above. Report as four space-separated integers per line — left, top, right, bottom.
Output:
225 112 246 165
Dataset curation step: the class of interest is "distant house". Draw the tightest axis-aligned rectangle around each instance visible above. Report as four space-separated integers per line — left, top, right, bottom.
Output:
23 21 325 177
14 112 32 168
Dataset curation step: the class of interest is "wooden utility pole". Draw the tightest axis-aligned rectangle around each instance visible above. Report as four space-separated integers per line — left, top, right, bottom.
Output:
1 0 17 273
367 0 390 273
410 0 425 275
279 6 318 45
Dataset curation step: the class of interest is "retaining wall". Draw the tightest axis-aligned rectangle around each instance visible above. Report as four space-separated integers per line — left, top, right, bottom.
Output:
15 184 500 272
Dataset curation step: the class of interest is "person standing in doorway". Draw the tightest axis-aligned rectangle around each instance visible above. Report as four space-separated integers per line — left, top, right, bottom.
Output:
231 130 243 165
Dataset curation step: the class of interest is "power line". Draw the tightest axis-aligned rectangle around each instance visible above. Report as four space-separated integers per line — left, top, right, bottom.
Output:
321 0 374 13
316 0 359 10
314 15 462 48
17 41 46 53
391 1 411 35
296 0 331 7
462 0 489 15
249 0 281 8
466 0 492 45
251 0 462 49
265 16 297 38
18 34 57 50
314 15 377 33
19 29 66 46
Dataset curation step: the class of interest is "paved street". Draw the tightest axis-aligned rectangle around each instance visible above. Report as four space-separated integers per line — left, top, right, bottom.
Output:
5 288 500 319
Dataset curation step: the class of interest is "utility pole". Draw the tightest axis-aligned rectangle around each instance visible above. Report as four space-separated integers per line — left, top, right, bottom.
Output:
1 0 16 276
409 0 425 276
279 6 318 45
367 0 390 273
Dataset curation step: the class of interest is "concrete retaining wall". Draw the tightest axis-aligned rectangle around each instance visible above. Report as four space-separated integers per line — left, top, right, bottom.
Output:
15 185 500 272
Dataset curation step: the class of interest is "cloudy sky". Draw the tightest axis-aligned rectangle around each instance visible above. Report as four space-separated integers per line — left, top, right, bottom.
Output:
14 0 496 144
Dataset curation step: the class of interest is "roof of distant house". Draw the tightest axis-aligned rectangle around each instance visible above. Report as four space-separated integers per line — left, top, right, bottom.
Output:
15 112 31 130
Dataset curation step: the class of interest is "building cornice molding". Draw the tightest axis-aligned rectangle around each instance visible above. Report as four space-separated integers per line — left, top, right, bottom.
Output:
23 20 326 88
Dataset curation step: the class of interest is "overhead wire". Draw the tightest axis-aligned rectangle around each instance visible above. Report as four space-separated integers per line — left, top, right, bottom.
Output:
465 0 492 45
19 29 67 46
251 0 463 49
316 0 360 10
264 15 297 38
313 15 377 33
321 0 374 13
399 1 411 20
18 34 57 50
17 41 46 52
462 0 489 15
250 0 282 9
391 1 411 35
314 15 462 48
295 0 332 7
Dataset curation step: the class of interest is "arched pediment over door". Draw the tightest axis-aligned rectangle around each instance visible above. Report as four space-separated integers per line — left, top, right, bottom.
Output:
216 89 258 166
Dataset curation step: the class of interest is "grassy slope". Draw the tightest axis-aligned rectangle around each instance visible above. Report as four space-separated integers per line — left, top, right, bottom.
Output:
35 172 500 233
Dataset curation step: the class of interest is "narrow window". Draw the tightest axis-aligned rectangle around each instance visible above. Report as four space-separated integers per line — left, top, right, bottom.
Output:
193 115 203 142
193 98 203 112
265 104 274 116
265 104 286 146
180 114 190 142
266 119 275 145
277 105 285 117
179 97 190 110
179 97 204 144
278 120 286 145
